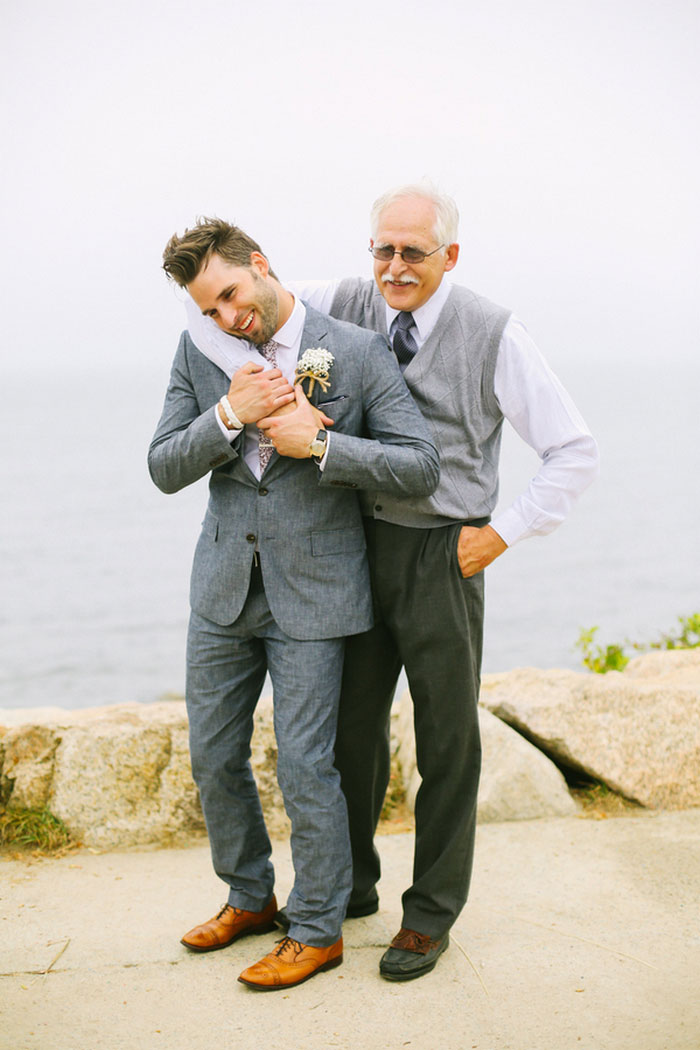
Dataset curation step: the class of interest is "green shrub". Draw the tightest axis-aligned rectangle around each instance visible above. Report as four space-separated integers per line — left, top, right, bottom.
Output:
576 613 700 674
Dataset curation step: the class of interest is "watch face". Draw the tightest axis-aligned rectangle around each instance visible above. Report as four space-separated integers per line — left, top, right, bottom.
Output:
310 431 327 457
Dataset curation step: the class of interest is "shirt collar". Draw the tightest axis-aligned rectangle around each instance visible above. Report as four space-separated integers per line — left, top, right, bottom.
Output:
384 276 452 344
273 294 306 350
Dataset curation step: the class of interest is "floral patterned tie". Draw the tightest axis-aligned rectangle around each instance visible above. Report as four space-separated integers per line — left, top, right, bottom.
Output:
257 340 279 472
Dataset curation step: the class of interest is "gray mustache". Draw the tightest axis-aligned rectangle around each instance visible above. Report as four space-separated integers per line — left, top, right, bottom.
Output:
381 273 419 286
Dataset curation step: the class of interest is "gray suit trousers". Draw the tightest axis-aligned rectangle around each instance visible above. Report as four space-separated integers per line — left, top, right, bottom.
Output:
186 565 352 946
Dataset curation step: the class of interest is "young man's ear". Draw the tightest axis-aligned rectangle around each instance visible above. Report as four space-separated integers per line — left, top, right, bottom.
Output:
249 251 270 278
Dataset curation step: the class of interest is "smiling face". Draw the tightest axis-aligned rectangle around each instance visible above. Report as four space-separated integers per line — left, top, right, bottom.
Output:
371 196 459 312
188 251 280 345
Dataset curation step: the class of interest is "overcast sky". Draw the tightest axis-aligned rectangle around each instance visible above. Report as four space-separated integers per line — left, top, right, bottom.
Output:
2 0 699 696
2 0 698 373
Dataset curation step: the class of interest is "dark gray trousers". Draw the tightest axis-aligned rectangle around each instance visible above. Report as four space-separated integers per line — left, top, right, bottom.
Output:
335 517 486 938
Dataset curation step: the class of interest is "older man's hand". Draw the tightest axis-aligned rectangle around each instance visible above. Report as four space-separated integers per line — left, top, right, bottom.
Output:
457 525 507 577
258 385 334 458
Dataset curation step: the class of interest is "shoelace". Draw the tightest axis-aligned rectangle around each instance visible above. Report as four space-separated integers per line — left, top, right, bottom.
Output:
216 903 241 920
272 936 304 958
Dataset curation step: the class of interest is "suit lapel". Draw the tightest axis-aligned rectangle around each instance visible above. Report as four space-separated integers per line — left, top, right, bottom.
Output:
372 285 389 337
295 306 331 407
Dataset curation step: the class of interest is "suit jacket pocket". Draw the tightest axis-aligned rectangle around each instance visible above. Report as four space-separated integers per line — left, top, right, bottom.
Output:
318 394 350 406
317 394 351 419
200 510 219 541
310 525 365 557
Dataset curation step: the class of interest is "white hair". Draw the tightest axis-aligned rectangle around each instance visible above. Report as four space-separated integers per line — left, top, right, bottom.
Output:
369 181 460 248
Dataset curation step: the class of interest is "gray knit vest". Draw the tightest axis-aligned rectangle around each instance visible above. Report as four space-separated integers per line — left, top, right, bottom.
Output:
330 278 511 528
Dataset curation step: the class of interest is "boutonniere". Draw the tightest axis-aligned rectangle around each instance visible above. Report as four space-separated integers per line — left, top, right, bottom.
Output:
294 347 334 397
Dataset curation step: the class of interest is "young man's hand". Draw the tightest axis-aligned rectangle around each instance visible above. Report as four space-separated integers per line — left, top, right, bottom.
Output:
258 386 334 458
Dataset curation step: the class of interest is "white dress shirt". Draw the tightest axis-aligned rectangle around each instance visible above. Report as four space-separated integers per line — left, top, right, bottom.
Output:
186 278 598 544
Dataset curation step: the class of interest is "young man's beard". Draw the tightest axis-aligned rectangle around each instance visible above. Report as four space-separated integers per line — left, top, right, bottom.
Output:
243 275 280 346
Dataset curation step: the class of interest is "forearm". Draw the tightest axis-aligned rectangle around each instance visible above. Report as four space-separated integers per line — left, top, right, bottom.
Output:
491 433 599 545
148 346 238 494
320 429 439 497
148 406 238 494
285 279 340 314
318 340 440 495
493 318 600 545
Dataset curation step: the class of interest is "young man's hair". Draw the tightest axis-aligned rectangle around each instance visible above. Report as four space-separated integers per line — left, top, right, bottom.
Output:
162 217 276 286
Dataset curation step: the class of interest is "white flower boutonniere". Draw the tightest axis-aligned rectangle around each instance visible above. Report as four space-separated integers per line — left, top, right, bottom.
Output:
294 347 334 397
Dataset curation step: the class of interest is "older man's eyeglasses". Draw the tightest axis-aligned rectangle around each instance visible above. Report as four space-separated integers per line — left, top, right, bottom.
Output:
369 244 445 264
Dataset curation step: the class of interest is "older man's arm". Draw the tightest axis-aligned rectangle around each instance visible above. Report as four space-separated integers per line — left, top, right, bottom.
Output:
458 318 599 577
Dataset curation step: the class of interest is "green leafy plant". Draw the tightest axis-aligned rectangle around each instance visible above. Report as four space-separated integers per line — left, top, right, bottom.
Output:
575 626 629 673
576 613 700 674
0 806 73 852
641 612 700 652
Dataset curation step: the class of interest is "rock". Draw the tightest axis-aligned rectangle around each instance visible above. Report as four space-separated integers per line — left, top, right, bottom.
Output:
476 707 578 821
0 697 290 849
480 649 700 809
0 725 60 809
623 648 700 679
394 689 577 823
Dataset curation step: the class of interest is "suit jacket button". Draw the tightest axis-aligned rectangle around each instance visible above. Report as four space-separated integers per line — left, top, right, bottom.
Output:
375 504 383 512
246 533 256 543
258 487 269 496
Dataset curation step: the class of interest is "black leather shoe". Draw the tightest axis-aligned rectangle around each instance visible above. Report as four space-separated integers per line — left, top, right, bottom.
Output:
275 898 379 931
379 927 449 981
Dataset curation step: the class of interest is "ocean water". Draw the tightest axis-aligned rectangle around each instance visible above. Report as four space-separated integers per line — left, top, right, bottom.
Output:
1 358 698 711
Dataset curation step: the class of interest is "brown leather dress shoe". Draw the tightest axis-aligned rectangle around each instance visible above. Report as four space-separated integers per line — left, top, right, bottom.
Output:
181 895 278 952
238 935 343 990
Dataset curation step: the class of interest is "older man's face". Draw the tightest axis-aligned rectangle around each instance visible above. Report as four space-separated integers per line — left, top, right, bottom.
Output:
371 196 459 312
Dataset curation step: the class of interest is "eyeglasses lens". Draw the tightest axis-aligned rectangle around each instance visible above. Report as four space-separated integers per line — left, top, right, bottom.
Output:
372 246 428 263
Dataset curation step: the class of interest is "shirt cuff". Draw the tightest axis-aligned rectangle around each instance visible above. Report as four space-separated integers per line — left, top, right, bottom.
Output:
489 507 526 548
317 430 331 470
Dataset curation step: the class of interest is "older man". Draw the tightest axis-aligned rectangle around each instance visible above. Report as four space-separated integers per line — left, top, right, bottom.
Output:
186 187 599 982
149 218 438 990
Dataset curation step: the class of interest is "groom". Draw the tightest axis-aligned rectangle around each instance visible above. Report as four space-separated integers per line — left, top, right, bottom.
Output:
148 218 438 990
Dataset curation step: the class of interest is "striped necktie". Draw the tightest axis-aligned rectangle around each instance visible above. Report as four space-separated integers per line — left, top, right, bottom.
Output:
392 312 418 369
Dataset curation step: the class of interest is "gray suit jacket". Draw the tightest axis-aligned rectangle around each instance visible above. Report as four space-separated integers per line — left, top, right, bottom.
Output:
148 306 439 639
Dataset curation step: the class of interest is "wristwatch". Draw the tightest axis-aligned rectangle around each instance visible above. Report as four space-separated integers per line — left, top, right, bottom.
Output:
309 429 328 460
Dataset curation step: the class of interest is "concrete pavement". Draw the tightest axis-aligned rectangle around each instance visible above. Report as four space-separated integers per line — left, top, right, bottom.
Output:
2 809 699 1050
